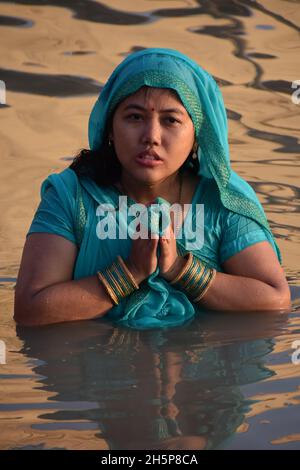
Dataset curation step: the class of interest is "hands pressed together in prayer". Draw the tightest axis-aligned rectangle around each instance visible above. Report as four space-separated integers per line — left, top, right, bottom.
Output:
126 217 185 285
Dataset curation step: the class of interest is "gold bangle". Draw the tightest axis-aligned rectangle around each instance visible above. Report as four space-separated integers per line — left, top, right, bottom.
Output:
170 252 193 285
97 271 119 305
194 269 217 302
196 266 211 292
114 264 133 295
106 265 126 298
97 271 119 304
182 259 205 291
117 256 139 289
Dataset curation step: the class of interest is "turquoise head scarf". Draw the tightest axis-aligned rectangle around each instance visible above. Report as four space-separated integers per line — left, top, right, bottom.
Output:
88 48 281 264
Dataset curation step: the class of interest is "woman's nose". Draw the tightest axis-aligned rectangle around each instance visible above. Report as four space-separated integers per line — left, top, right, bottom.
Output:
141 118 162 145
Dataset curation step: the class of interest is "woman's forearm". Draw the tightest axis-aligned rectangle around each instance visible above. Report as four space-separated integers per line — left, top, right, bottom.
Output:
14 269 291 327
14 275 114 326
198 272 291 312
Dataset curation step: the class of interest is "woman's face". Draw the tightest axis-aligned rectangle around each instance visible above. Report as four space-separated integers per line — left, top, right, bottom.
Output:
110 87 195 184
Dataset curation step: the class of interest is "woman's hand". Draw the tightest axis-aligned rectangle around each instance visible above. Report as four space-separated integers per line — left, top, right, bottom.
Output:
125 218 185 285
125 225 159 284
158 219 186 282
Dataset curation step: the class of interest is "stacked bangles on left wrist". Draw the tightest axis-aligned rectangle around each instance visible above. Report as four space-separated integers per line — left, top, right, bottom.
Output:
96 256 139 305
169 252 216 303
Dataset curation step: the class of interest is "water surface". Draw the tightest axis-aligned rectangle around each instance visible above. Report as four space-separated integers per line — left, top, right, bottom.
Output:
0 0 299 450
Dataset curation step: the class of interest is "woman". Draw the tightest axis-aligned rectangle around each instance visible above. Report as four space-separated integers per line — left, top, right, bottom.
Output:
14 48 291 328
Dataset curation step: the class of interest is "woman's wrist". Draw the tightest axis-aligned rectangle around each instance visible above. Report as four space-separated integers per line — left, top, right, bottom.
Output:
163 252 216 303
96 256 140 305
124 258 145 285
161 256 186 282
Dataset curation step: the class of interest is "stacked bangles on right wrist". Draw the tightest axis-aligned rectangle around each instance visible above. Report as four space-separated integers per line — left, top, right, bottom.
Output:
169 252 216 302
97 255 139 306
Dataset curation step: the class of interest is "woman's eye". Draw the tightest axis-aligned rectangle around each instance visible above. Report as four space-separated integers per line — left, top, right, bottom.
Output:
166 117 179 124
127 114 142 120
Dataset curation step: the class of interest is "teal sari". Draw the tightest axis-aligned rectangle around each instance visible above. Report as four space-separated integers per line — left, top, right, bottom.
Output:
28 48 281 329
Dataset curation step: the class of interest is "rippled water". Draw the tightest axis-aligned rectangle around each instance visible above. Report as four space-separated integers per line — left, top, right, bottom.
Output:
0 0 299 450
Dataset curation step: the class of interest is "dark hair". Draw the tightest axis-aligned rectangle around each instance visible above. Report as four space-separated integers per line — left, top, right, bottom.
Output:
69 142 122 187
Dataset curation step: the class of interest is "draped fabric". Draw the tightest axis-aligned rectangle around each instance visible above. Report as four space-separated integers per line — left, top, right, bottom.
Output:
28 48 280 329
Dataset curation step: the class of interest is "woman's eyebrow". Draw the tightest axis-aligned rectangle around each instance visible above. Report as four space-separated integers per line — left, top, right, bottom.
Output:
123 104 185 115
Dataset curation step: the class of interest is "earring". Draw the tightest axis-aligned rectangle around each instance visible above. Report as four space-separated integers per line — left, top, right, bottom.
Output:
192 143 198 160
108 139 113 147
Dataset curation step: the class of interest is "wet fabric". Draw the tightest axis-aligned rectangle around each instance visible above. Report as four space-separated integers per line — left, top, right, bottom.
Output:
27 167 272 328
27 48 280 329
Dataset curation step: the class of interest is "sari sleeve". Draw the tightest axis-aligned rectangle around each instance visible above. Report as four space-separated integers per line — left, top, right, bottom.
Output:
219 209 270 264
26 169 77 245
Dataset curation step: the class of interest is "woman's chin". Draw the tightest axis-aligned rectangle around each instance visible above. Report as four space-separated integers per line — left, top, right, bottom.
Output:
126 167 166 184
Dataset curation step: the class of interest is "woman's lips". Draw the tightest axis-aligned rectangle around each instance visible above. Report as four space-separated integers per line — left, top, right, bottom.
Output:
135 154 163 167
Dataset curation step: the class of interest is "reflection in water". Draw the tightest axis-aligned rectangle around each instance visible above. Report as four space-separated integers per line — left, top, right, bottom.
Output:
150 0 299 38
262 80 299 96
0 68 102 97
248 158 299 167
255 24 275 30
153 0 250 19
189 18 267 91
247 127 300 154
247 53 277 59
0 0 149 25
250 181 300 215
252 5 298 29
0 15 33 28
22 62 47 68
185 1 299 93
62 51 97 56
16 313 288 450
